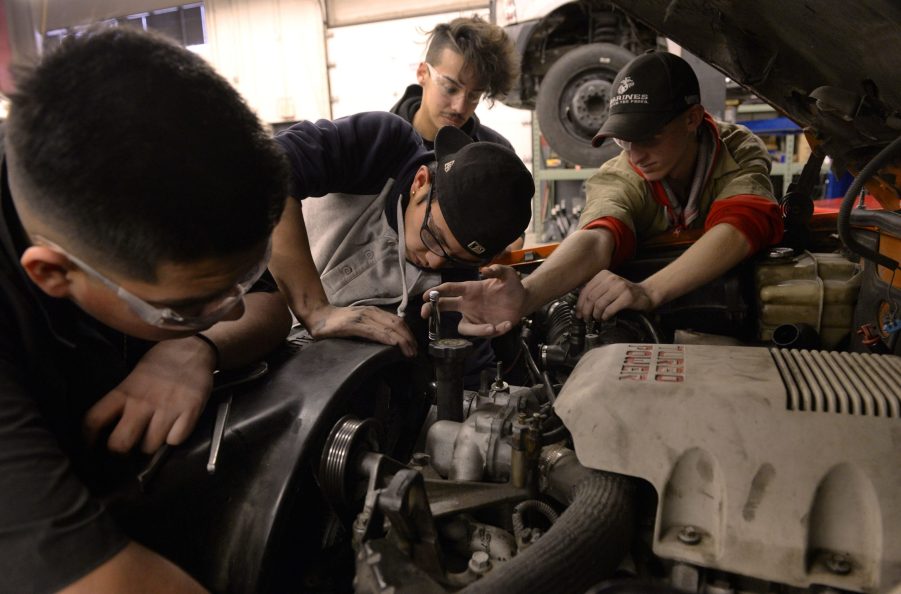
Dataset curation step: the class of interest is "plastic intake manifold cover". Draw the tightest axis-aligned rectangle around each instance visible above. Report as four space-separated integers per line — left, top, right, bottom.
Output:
555 343 901 593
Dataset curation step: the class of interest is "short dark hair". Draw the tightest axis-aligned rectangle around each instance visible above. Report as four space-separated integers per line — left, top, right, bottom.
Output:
424 16 519 101
6 28 288 281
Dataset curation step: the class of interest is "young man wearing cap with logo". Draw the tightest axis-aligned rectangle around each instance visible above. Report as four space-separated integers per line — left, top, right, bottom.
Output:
390 15 518 151
270 111 533 361
422 51 783 337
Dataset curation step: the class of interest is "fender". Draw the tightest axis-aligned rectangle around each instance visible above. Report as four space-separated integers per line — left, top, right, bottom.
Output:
109 336 413 592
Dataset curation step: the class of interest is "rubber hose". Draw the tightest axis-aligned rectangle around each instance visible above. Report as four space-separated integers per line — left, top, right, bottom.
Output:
512 499 561 543
636 313 661 344
540 424 569 445
521 339 556 404
837 134 901 270
461 472 635 594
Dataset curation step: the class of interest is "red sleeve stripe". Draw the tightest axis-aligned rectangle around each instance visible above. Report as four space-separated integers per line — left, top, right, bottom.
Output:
705 195 784 253
582 217 637 269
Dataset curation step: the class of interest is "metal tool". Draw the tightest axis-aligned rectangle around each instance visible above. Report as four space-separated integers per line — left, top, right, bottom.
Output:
207 393 233 474
136 361 269 487
137 443 171 492
428 290 441 342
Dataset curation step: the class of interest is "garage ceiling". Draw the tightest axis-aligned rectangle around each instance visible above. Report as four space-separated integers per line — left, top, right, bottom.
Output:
325 0 487 27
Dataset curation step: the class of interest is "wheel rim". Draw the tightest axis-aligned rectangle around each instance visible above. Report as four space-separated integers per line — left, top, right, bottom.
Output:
559 69 617 139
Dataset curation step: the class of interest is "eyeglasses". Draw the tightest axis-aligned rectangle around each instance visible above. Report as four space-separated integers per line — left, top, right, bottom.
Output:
418 182 490 269
425 63 485 106
34 235 271 331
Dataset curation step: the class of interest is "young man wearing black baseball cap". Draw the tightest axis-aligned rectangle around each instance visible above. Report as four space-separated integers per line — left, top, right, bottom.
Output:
421 51 784 337
270 111 533 361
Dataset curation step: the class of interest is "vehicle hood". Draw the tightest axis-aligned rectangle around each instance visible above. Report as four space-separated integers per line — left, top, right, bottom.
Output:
608 1 901 174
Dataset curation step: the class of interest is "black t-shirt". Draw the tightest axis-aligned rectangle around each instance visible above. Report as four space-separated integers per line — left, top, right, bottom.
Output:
0 156 276 592
0 159 130 592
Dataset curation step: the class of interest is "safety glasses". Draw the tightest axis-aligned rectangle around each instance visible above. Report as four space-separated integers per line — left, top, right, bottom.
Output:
425 62 485 106
418 182 489 269
34 235 271 331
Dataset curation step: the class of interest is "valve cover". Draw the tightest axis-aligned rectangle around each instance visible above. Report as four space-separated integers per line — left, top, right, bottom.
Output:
555 344 901 593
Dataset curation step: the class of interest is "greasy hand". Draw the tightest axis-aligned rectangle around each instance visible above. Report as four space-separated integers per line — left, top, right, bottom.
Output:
576 270 656 321
306 303 417 357
421 265 525 337
83 337 216 454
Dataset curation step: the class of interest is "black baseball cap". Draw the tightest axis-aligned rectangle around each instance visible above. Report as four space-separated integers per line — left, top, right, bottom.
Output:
592 51 701 146
433 126 534 259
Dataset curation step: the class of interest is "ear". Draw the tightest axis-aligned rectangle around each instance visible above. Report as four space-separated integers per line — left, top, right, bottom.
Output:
20 246 76 298
685 104 705 131
416 62 428 86
409 165 432 204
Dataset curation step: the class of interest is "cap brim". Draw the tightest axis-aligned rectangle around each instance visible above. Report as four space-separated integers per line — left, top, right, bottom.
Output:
435 125 474 159
591 111 672 147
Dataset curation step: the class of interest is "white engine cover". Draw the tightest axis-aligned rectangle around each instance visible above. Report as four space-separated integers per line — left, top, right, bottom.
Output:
555 343 901 593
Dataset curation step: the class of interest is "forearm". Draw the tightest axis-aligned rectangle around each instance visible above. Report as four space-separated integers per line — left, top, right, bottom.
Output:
60 541 208 594
268 197 331 327
521 228 615 314
200 291 292 370
641 222 751 307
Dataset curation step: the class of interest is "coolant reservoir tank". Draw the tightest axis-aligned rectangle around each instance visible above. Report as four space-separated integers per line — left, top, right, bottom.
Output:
755 250 861 348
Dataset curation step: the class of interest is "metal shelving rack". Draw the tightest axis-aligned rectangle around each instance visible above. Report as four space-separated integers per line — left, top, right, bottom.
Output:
530 113 595 234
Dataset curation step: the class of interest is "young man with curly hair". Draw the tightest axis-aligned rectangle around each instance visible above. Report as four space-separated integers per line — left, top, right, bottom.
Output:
390 15 520 150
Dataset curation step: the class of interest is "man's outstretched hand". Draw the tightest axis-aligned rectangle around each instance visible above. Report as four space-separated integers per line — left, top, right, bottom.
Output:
422 265 526 337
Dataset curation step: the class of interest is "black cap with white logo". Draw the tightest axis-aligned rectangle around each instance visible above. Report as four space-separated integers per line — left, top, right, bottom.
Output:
433 126 534 259
592 50 701 146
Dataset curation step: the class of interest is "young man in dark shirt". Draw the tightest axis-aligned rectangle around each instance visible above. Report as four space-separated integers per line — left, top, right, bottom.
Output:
271 113 533 373
389 15 518 151
0 29 291 592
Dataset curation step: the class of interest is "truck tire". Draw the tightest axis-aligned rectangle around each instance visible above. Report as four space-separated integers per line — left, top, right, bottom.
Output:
536 43 636 168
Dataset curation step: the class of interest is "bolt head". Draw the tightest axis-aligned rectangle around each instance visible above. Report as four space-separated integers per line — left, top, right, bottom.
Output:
469 551 491 573
825 552 853 575
677 525 702 545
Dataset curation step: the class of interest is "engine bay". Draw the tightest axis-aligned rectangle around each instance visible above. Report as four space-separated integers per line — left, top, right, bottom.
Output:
108 196 901 594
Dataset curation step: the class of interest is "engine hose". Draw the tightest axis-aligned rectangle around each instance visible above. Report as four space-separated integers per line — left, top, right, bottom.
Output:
461 472 635 594
544 296 577 346
511 500 560 544
837 134 901 270
521 339 556 405
636 312 661 344
540 424 569 445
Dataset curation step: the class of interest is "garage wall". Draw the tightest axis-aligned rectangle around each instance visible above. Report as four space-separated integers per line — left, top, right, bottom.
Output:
204 0 331 124
6 1 530 147
5 0 330 125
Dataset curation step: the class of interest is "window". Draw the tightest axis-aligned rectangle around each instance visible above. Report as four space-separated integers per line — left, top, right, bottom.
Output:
42 3 206 52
